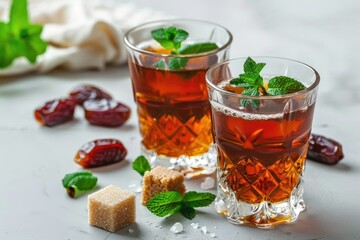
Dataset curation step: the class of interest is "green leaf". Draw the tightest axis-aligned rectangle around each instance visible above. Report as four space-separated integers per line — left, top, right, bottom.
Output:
239 72 263 87
244 57 257 73
147 191 183 217
62 171 97 198
178 42 218 54
229 77 251 88
0 24 14 68
168 57 188 71
241 87 260 108
182 191 216 208
244 57 265 74
173 29 189 43
180 204 196 220
62 171 93 188
132 155 151 176
151 27 189 51
151 28 174 50
153 59 165 69
255 62 266 73
241 87 260 96
0 0 48 69
9 0 29 33
267 76 305 95
68 175 97 191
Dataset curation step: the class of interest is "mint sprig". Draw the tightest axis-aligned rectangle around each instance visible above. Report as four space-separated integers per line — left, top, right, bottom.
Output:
132 155 151 176
0 0 47 68
151 27 218 70
146 191 216 220
230 57 306 107
62 171 97 198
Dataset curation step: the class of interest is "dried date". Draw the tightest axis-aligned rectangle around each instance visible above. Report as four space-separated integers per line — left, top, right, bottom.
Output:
83 99 131 127
69 85 112 105
307 133 344 165
74 139 127 168
34 99 76 127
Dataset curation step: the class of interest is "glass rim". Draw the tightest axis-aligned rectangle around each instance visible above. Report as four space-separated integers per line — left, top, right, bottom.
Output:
206 56 320 100
123 18 233 58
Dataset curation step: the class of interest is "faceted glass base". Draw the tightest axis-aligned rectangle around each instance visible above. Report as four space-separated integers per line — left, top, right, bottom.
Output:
141 144 217 179
215 179 305 228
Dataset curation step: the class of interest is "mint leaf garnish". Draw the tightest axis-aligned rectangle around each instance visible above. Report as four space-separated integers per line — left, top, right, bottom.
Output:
267 76 305 95
0 0 47 68
182 191 216 208
151 27 218 70
151 27 188 51
62 171 97 198
153 58 165 69
244 57 265 74
167 57 188 71
240 87 260 108
230 57 306 107
132 155 151 176
147 191 183 217
238 72 263 87
146 190 216 219
178 42 218 54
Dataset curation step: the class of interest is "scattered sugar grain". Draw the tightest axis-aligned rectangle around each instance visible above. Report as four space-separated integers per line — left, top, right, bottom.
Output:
190 222 199 229
209 232 216 238
128 228 134 233
200 177 215 190
201 226 207 234
170 222 183 234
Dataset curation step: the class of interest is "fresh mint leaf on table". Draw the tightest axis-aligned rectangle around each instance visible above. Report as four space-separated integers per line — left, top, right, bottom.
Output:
0 0 47 68
230 57 306 107
150 27 218 70
182 191 217 208
62 171 98 198
147 191 183 217
147 191 216 220
132 155 151 176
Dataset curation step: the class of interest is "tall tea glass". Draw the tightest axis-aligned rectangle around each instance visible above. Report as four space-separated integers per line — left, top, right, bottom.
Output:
124 19 232 178
206 57 320 228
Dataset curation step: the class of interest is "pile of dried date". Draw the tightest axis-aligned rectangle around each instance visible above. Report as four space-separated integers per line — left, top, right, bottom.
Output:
34 85 131 127
34 84 130 168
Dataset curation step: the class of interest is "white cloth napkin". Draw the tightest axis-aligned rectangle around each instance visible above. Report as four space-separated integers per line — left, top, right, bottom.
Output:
0 0 169 76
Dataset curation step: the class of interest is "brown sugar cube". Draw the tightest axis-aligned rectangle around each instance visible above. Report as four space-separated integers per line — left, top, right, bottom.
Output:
88 185 135 232
141 166 186 205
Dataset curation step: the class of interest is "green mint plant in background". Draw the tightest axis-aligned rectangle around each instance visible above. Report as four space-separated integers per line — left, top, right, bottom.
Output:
151 27 218 70
0 0 47 68
230 57 305 107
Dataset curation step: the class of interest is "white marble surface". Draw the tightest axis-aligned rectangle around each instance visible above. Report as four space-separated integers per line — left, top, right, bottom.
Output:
1 0 360 239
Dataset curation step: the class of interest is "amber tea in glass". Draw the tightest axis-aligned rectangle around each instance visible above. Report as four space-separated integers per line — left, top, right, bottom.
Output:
124 20 232 177
206 57 320 228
